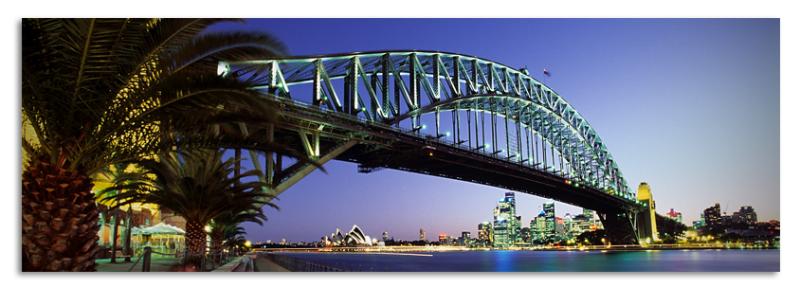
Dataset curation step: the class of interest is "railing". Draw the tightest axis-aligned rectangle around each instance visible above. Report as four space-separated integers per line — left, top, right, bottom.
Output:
263 253 347 272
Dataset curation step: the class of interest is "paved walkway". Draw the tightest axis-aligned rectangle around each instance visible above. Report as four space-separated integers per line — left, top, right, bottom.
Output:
253 256 290 272
96 256 181 272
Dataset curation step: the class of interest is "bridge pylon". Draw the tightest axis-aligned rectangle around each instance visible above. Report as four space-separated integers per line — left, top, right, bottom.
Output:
634 182 658 244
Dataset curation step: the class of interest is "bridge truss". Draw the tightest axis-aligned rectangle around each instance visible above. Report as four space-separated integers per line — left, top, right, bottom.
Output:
220 51 636 204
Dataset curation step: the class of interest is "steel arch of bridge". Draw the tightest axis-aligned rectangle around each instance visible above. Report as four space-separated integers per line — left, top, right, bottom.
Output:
220 50 635 203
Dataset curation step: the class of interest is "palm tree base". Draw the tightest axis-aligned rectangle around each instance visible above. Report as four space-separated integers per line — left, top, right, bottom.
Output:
22 157 100 271
185 221 206 271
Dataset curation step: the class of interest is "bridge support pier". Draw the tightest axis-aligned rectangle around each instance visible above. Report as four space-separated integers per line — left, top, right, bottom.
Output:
598 210 639 245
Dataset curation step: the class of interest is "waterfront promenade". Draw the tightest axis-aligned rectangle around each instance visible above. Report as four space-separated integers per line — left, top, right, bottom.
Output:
96 257 181 272
253 256 290 272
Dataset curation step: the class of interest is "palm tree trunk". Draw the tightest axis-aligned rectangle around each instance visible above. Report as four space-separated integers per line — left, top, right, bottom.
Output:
210 230 224 265
22 157 100 271
110 209 120 263
184 220 206 271
124 206 132 262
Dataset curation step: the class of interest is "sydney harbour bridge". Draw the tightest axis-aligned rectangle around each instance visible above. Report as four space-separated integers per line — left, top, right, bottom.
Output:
218 50 652 244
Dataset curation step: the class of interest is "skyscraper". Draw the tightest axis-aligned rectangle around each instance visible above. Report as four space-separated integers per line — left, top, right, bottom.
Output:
478 222 493 246
562 213 576 240
703 203 722 235
531 211 547 244
543 202 556 243
493 192 519 248
460 231 471 246
419 228 426 242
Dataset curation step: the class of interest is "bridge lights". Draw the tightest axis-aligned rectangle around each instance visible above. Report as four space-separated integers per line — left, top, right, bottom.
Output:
217 62 230 77
412 124 427 132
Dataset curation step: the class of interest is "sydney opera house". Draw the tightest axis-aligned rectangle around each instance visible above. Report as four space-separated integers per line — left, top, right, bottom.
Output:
322 225 380 247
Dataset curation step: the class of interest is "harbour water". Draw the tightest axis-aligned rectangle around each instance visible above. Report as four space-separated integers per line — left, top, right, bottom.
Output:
272 249 779 272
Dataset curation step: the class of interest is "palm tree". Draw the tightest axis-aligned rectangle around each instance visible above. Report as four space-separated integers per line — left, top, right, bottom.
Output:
222 226 252 255
223 226 250 255
22 18 288 271
95 163 150 263
104 149 270 271
209 200 276 264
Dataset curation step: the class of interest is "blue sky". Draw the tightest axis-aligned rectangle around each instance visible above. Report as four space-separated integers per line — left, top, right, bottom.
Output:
208 19 779 242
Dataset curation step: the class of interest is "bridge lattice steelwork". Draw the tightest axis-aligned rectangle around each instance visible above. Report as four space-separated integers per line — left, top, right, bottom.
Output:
219 51 651 244
220 51 635 203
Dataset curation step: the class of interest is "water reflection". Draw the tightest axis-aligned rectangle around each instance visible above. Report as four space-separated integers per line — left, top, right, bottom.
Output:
276 250 778 272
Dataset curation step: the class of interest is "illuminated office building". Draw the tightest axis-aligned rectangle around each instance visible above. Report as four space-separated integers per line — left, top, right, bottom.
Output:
530 211 547 244
478 222 493 246
492 192 520 248
459 231 471 246
543 202 556 242
702 203 723 235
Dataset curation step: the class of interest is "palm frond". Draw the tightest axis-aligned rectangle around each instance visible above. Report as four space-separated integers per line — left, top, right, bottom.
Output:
23 18 303 175
111 148 271 226
165 32 287 75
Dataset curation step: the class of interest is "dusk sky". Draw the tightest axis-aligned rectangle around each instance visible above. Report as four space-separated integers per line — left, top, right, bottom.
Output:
207 19 779 243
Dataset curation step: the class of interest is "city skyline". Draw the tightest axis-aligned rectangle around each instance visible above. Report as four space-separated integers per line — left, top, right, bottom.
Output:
251 186 772 244
205 19 780 243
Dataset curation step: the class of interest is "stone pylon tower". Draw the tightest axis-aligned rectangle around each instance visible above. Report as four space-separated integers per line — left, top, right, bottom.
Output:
636 182 659 243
